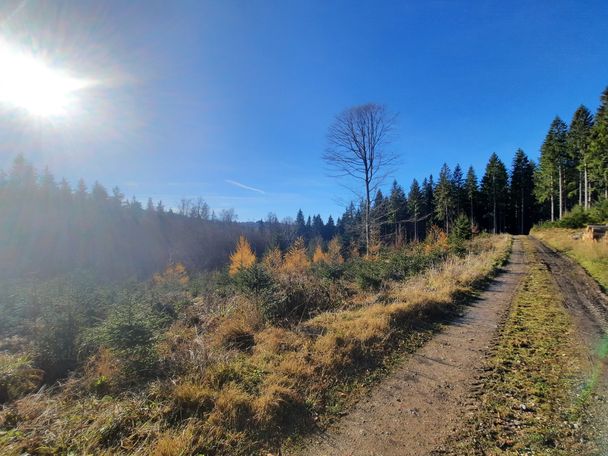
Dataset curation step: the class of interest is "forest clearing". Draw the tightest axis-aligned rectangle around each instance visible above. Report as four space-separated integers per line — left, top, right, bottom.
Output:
2 2 608 455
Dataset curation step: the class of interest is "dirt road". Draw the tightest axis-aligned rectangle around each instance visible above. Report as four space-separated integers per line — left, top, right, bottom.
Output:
293 238 528 456
293 236 608 456
531 236 608 452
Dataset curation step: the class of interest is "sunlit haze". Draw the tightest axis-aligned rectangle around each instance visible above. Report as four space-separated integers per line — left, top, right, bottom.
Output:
0 39 92 117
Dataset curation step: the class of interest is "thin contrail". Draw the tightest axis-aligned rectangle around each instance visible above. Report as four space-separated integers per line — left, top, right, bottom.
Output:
225 179 265 194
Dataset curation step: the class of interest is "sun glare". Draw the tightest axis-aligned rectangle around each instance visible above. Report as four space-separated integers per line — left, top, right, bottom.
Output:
0 40 92 117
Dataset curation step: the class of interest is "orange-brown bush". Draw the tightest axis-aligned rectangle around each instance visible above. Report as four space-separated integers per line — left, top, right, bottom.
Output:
153 262 189 286
229 236 256 276
152 425 196 456
424 224 449 254
312 244 328 264
281 237 310 273
261 246 283 273
327 236 345 265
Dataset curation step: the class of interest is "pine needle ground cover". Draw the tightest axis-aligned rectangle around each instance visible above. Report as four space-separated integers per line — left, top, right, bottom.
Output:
0 234 510 455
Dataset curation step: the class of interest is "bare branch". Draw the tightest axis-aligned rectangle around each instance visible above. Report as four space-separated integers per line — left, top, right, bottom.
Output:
323 103 399 255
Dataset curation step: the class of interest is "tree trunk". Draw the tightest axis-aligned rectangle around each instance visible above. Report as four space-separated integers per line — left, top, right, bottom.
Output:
364 178 371 257
521 189 524 235
584 164 589 210
550 174 555 222
558 165 563 219
579 169 583 207
470 197 474 222
493 191 497 234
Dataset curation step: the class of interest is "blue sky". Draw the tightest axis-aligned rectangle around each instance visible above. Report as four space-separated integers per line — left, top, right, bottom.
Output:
1 0 607 221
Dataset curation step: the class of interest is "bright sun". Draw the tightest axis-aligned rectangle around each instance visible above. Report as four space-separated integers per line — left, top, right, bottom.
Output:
0 40 91 118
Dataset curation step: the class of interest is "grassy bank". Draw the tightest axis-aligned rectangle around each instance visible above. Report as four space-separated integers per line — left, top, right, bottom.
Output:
0 235 511 455
531 227 608 290
447 238 600 455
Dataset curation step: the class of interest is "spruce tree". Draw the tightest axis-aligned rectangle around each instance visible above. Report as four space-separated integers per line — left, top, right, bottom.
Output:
324 215 336 241
510 149 535 234
464 166 478 224
311 214 325 240
535 118 568 220
590 87 608 200
407 179 423 242
480 153 509 233
452 164 465 215
537 117 568 219
568 105 594 209
434 164 454 233
295 209 306 238
388 180 408 245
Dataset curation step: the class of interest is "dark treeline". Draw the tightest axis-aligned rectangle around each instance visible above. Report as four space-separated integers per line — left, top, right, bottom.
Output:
328 86 608 248
329 151 533 251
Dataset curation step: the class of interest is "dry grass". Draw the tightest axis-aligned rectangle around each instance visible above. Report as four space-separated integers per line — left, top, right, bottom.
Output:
306 234 511 375
0 234 511 456
171 381 216 417
207 383 253 431
0 353 43 403
531 227 608 289
152 425 195 456
210 298 264 352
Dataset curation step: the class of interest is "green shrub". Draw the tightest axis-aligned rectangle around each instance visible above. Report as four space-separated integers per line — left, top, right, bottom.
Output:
350 259 384 291
92 297 161 380
312 262 345 281
588 199 608 223
536 201 608 229
257 274 337 323
0 354 43 403
449 214 472 254
233 264 274 295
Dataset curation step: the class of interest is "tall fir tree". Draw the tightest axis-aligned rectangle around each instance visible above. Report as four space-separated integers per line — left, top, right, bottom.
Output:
434 164 454 233
537 117 569 219
568 105 594 209
388 180 408 245
509 149 536 234
452 164 465 215
480 153 509 233
590 87 608 200
422 175 435 227
295 209 306 238
464 166 478 224
311 214 325 240
407 179 423 242
324 215 336 241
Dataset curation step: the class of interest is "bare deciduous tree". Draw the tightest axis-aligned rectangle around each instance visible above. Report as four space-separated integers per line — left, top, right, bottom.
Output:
323 103 397 255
